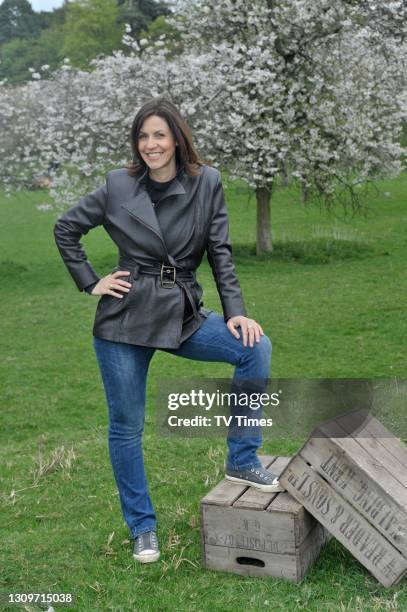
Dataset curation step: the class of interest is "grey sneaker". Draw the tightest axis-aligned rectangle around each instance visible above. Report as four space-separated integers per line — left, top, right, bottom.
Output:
225 466 284 492
133 531 160 563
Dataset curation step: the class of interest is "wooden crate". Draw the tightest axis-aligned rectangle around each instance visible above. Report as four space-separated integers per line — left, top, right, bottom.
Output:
200 455 329 583
279 409 407 587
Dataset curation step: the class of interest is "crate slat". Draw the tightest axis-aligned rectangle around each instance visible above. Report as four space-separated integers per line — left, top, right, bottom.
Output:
301 426 407 556
334 412 407 485
280 453 407 587
296 523 329 582
268 492 317 544
204 543 298 580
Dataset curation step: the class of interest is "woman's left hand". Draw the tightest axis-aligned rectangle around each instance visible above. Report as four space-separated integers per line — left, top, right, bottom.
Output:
227 316 264 347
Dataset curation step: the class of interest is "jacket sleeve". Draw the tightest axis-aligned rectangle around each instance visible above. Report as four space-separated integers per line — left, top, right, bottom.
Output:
206 173 247 321
53 180 108 291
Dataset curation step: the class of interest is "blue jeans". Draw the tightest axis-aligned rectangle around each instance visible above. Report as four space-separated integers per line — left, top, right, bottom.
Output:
92 312 272 538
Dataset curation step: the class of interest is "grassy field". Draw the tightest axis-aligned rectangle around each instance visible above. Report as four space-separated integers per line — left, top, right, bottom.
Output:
0 171 406 611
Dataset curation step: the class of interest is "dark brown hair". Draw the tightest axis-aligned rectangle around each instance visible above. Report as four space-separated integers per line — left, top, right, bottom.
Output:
126 97 207 177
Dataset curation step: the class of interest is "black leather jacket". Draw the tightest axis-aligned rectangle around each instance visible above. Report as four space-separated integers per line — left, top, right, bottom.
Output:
54 163 246 348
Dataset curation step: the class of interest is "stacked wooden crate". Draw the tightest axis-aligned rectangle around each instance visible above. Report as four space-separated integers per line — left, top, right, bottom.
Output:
279 409 407 587
201 455 329 582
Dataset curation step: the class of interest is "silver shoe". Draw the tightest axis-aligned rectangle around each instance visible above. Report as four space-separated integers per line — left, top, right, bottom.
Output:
225 466 284 492
133 531 160 563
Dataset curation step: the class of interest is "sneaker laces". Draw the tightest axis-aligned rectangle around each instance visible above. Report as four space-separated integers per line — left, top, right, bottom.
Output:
137 531 158 552
259 468 279 483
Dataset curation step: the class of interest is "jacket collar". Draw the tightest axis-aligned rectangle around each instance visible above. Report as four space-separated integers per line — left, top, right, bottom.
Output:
120 163 187 249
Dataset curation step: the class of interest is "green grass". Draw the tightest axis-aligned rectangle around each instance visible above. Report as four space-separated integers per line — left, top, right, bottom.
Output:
0 173 406 611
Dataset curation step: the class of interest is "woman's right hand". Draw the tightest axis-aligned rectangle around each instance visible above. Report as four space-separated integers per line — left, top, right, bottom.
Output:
91 270 132 298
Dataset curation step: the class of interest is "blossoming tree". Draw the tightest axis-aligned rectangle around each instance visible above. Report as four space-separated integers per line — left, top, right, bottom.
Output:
0 43 222 207
168 0 407 252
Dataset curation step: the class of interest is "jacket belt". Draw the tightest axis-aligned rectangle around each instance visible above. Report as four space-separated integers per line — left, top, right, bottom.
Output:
138 263 195 282
117 261 195 281
117 260 199 318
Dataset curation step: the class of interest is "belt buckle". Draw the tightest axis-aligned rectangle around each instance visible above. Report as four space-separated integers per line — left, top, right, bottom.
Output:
160 263 176 289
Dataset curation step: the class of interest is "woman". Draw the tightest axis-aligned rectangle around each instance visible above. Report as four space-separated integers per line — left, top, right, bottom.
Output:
54 98 282 564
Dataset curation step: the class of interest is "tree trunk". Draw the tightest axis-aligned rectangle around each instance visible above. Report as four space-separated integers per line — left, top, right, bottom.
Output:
256 184 273 254
281 161 290 187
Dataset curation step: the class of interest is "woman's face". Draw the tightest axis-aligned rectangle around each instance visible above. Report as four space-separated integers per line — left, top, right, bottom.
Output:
137 115 177 175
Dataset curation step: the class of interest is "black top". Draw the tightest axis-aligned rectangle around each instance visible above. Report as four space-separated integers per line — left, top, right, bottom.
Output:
145 173 175 207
